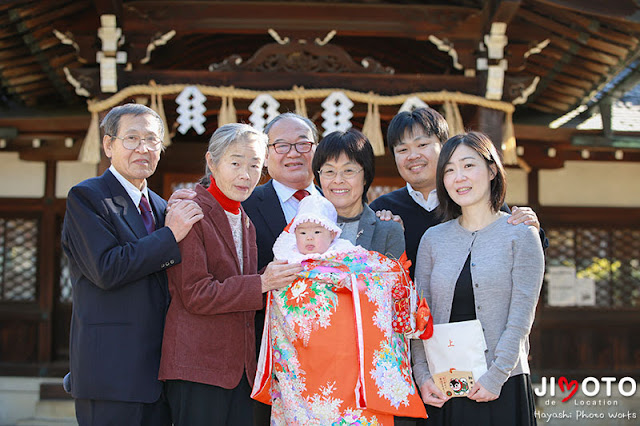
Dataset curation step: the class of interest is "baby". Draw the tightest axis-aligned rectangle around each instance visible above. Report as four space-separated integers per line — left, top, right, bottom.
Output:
272 194 363 262
256 194 430 423
294 221 335 255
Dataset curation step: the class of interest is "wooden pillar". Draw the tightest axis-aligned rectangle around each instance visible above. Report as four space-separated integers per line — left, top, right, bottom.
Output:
477 107 505 156
528 167 540 210
37 160 56 364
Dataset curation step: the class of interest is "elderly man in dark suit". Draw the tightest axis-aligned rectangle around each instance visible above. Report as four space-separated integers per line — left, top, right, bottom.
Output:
242 112 321 271
61 103 203 426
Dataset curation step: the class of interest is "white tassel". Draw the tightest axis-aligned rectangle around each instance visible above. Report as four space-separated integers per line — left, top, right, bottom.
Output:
362 99 385 156
293 86 308 117
149 82 172 146
79 109 101 164
502 112 517 165
444 100 464 136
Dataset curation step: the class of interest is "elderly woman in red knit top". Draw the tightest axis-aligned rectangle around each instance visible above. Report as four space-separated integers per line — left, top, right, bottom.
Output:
159 123 303 426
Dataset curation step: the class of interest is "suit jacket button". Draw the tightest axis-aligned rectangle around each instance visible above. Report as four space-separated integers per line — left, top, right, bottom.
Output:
170 260 175 264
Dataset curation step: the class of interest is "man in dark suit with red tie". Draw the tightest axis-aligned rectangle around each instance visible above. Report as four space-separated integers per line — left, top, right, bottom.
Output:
242 112 320 271
242 113 319 425
62 104 203 426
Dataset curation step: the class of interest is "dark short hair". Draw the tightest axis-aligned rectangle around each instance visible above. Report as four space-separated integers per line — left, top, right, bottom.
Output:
264 112 319 143
312 129 375 203
386 107 449 156
436 131 506 221
100 103 165 141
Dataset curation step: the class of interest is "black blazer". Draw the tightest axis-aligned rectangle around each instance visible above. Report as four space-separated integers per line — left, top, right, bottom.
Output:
242 180 288 271
61 169 181 403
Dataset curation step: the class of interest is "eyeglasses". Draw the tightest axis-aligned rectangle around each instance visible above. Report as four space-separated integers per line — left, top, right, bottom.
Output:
268 142 314 154
318 167 364 180
109 134 163 151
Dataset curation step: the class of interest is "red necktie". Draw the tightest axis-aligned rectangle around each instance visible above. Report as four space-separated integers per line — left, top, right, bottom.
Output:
293 189 310 201
139 194 156 235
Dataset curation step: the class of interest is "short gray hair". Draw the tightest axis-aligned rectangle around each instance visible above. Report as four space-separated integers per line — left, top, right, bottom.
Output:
201 123 268 185
101 103 165 141
264 112 319 143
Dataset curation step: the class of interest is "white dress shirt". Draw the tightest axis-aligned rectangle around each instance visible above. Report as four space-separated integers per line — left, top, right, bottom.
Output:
109 165 152 218
271 180 319 223
406 183 438 212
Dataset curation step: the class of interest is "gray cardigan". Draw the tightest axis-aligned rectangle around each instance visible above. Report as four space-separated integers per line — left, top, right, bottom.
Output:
352 203 405 260
411 213 544 396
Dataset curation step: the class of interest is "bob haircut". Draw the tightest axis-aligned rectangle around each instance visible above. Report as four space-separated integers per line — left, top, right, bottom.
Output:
312 129 375 203
436 131 507 221
200 123 268 186
386 107 449 156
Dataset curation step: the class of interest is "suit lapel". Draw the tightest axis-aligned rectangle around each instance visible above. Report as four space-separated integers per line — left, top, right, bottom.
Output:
356 205 376 249
148 190 166 228
104 170 148 239
146 190 170 302
260 180 288 241
240 209 253 273
199 186 243 273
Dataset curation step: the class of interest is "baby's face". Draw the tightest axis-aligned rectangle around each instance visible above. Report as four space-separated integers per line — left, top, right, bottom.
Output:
294 222 335 255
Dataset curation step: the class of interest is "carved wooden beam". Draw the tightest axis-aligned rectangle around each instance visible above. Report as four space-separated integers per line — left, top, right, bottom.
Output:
92 0 123 21
120 2 481 39
470 1 523 100
513 125 640 168
66 68 481 97
208 39 394 74
489 0 522 25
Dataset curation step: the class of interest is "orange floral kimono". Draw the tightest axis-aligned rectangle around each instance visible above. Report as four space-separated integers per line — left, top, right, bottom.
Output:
252 249 428 425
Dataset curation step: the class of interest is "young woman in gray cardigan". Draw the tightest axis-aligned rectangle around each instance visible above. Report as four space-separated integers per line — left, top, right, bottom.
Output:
411 132 544 426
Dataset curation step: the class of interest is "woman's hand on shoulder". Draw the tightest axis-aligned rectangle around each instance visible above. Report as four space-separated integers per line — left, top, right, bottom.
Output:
419 378 450 407
261 260 303 292
467 382 499 403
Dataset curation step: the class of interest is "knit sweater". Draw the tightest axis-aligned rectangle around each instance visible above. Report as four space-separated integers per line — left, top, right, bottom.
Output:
410 213 545 396
369 187 441 278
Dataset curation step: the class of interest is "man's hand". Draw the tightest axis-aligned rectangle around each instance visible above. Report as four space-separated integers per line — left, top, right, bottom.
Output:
467 382 499 403
165 200 204 242
507 206 540 230
167 188 197 212
261 260 303 292
419 378 449 407
375 209 404 230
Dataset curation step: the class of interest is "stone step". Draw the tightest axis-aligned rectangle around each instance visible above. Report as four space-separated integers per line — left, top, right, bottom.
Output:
15 400 77 426
16 418 77 426
14 383 77 426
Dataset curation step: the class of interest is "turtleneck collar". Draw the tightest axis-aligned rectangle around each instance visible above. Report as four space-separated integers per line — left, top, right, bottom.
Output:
207 178 241 214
